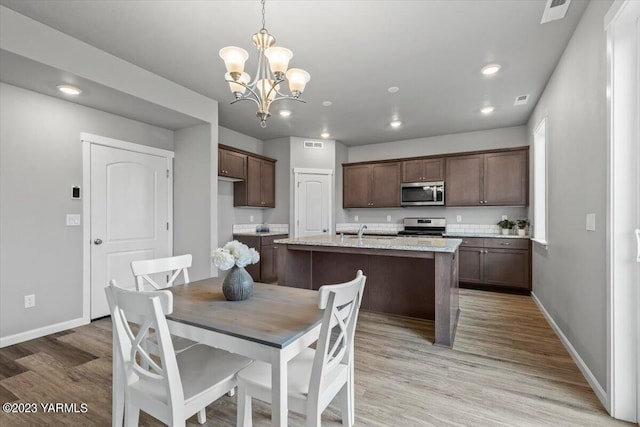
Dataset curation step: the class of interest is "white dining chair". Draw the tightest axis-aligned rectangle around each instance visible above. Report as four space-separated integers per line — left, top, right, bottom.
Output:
106 280 253 427
131 254 192 291
130 255 199 354
235 270 366 427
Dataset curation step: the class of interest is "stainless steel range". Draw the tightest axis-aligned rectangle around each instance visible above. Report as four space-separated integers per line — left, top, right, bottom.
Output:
397 217 446 237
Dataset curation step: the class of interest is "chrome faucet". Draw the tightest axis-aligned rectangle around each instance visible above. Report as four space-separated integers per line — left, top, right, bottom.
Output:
357 224 368 239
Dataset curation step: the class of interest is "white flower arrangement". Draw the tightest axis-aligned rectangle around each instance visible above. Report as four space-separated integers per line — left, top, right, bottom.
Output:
212 240 260 271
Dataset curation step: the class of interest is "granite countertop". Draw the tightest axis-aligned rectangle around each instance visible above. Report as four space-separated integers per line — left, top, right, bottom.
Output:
275 235 461 253
336 231 399 236
444 232 530 240
233 232 289 237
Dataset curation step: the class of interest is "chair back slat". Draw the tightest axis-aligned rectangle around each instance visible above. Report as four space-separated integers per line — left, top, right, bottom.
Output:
131 254 192 290
309 270 366 402
105 280 184 403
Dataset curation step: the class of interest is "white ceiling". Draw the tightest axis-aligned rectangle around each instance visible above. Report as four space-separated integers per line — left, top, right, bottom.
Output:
0 0 588 146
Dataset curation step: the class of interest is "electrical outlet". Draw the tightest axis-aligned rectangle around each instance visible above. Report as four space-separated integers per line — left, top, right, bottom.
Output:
24 294 35 308
354 215 359 222
66 214 81 226
456 215 462 223
387 215 391 222
586 213 596 231
250 215 254 222
501 215 508 221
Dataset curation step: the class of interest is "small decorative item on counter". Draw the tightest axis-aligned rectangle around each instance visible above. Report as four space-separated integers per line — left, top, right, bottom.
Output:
516 219 530 236
212 240 260 301
497 219 516 235
255 223 270 233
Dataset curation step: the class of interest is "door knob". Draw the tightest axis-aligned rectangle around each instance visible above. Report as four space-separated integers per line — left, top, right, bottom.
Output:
94 238 103 245
322 229 328 233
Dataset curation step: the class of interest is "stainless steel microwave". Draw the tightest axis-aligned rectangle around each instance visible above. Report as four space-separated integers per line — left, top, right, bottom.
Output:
400 181 445 206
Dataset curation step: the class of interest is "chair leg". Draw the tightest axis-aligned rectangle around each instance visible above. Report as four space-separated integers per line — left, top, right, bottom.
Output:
339 383 352 427
197 408 206 424
348 360 355 426
237 384 252 427
124 404 140 427
306 407 321 427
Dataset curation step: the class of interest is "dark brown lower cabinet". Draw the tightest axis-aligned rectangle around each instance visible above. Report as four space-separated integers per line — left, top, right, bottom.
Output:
457 237 531 292
233 234 287 283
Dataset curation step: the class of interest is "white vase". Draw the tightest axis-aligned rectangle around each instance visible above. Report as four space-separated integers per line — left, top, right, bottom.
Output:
517 229 526 236
501 228 510 235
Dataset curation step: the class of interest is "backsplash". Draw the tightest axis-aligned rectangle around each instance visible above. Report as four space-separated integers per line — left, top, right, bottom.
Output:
232 223 289 234
446 223 501 235
336 223 403 234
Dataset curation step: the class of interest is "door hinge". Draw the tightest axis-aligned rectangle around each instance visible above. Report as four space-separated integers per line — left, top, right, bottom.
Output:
166 222 169 230
166 169 170 178
297 181 300 188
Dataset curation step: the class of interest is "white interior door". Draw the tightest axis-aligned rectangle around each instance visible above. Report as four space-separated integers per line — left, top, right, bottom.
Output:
294 169 333 238
90 144 171 318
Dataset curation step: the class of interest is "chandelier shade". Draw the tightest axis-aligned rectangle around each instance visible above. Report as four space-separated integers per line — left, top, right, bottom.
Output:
219 0 310 128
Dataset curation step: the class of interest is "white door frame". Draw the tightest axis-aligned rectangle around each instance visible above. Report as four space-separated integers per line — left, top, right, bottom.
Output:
605 0 640 421
293 168 334 238
81 133 174 322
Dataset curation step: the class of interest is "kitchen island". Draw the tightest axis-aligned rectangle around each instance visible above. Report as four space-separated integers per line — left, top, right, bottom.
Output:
275 235 461 347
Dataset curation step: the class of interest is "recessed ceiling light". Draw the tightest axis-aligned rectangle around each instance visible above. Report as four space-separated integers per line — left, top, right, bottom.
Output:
57 84 82 95
480 106 495 115
279 110 292 117
322 101 333 107
481 64 502 76
320 132 330 138
387 86 400 93
390 120 402 128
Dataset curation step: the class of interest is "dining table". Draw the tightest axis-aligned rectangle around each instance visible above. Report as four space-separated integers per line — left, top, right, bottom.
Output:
111 277 324 427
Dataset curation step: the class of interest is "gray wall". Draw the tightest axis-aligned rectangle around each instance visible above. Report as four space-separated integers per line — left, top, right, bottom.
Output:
527 0 611 388
263 137 291 225
0 83 173 338
174 124 212 282
348 126 526 163
217 126 265 245
341 126 529 225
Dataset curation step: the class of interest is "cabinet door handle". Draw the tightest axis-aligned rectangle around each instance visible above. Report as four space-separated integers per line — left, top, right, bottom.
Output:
500 242 511 246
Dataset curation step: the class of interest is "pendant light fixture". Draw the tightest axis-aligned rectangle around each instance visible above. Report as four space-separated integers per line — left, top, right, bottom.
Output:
219 0 311 128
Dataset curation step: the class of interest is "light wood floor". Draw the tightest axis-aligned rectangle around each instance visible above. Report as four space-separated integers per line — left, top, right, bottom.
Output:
0 289 629 426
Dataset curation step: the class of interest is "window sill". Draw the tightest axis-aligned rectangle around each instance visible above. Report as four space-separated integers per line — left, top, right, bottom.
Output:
531 238 548 250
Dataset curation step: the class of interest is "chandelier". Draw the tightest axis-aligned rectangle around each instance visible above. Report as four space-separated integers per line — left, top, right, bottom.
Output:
219 0 311 128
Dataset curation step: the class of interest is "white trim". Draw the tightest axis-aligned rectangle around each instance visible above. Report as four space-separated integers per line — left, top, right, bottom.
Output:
293 168 334 239
80 133 174 158
531 238 548 250
82 134 174 322
0 317 87 348
531 292 608 408
292 167 334 176
605 0 640 421
532 117 548 244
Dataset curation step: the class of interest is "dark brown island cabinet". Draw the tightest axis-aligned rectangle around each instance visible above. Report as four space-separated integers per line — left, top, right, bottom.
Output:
445 148 528 206
343 162 401 208
456 237 531 292
233 234 288 283
401 158 445 182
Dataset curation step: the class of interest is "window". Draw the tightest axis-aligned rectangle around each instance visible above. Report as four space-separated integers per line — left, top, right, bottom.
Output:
533 118 547 244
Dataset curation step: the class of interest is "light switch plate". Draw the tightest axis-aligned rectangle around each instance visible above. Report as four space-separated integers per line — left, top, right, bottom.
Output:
250 215 254 222
386 215 391 222
456 215 462 223
354 215 359 222
66 214 81 226
501 215 508 221
586 213 596 231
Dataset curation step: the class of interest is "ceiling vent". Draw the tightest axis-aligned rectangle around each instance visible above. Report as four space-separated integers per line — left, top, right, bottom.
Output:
514 94 530 106
541 0 571 24
304 141 324 149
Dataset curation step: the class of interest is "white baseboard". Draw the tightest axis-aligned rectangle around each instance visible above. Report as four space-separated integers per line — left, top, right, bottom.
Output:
531 292 608 411
0 317 88 348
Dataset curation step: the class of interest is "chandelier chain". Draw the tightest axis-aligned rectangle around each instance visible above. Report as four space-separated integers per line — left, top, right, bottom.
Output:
261 0 266 30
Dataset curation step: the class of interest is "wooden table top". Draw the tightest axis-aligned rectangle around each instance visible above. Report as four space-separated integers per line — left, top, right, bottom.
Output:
166 277 323 349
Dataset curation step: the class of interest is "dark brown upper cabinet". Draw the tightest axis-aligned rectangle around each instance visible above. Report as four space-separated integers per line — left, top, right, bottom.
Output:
343 162 400 208
234 156 276 208
218 147 247 179
401 158 444 182
445 149 528 206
